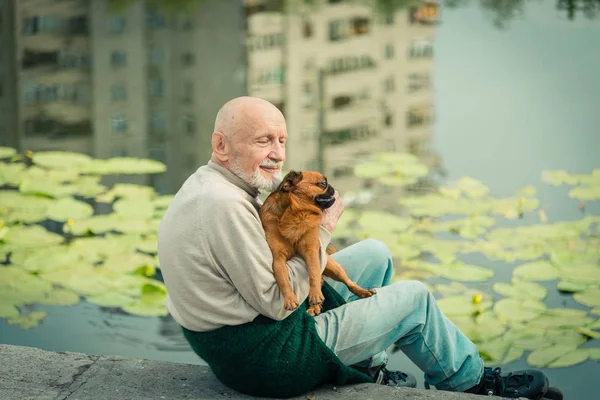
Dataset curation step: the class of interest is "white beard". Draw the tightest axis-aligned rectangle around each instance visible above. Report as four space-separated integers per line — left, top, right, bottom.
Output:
230 155 283 192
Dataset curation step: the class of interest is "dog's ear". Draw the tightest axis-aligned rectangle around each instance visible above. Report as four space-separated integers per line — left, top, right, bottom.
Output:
281 171 303 192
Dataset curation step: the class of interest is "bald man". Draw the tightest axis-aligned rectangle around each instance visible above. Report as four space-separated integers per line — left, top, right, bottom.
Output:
158 97 560 399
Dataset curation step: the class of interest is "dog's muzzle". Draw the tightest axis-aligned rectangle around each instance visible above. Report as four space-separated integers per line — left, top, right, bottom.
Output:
315 185 336 210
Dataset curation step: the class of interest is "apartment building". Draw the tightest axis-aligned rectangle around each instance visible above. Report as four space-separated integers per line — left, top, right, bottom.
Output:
245 0 439 194
0 0 20 149
1 0 246 193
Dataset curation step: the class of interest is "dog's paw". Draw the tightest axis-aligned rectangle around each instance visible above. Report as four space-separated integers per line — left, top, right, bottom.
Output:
308 291 325 306
283 296 300 310
307 304 322 316
355 287 377 298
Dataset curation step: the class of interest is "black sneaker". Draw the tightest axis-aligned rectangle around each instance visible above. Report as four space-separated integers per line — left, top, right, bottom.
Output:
467 367 550 399
353 363 417 388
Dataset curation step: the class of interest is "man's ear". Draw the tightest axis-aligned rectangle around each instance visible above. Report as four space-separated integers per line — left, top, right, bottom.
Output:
211 131 229 162
281 171 303 192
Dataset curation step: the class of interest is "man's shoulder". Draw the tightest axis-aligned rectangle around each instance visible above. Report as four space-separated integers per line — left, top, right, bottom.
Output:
182 167 254 207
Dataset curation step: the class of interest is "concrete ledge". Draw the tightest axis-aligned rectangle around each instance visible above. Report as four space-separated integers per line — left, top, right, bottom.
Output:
0 344 499 399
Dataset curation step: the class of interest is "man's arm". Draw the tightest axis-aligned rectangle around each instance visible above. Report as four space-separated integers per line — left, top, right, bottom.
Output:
206 199 331 321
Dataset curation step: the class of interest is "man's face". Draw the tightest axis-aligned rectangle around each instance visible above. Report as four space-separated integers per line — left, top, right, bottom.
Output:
228 115 287 192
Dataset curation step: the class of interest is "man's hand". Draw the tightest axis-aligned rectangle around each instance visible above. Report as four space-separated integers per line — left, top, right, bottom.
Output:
321 190 344 233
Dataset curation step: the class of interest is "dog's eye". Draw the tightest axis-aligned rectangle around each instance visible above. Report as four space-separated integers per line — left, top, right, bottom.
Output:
317 181 327 189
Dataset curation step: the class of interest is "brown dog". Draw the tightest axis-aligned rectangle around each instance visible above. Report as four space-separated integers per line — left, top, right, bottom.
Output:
259 170 376 316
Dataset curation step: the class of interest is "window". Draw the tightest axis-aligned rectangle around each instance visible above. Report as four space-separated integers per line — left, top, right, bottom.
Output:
407 106 434 128
147 6 166 29
302 15 313 38
407 73 430 93
385 43 394 59
111 84 126 101
112 148 128 157
183 81 194 103
301 82 313 108
181 52 195 66
22 16 60 35
108 16 126 33
409 4 439 25
111 50 127 67
384 111 394 127
255 67 284 85
178 15 194 31
150 114 166 134
329 17 369 41
149 77 164 97
384 76 395 93
323 124 376 146
149 148 166 163
385 14 394 25
408 38 434 59
67 16 88 35
327 55 375 75
149 49 164 65
183 114 195 135
111 114 128 133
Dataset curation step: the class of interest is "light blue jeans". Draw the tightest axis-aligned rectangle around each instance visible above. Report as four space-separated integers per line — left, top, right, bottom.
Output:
314 239 484 392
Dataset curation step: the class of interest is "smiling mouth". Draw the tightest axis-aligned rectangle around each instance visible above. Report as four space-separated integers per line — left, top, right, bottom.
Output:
260 166 279 173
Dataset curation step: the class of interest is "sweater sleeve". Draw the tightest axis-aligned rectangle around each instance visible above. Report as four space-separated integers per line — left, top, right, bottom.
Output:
206 197 332 321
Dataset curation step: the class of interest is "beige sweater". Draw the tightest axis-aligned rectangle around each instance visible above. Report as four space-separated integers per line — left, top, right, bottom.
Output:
157 161 331 332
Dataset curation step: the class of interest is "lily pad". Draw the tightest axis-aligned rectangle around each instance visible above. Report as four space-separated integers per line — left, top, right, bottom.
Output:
86 292 136 308
32 151 92 170
46 197 94 222
512 261 560 281
0 147 17 159
527 344 576 367
79 157 166 175
547 349 590 368
38 289 80 306
3 225 63 247
0 304 19 318
573 288 600 308
569 185 600 201
494 298 547 322
6 311 48 329
437 295 493 317
113 198 155 219
493 280 547 301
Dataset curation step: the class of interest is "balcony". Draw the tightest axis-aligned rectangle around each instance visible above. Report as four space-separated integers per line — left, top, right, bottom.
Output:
24 116 91 138
22 15 89 36
328 17 370 42
322 120 377 147
22 49 90 71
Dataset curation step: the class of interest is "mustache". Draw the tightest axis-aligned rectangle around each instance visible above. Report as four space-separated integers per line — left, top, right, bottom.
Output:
260 159 283 169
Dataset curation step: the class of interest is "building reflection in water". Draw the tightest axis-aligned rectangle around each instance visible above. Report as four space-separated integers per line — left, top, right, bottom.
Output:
0 0 442 202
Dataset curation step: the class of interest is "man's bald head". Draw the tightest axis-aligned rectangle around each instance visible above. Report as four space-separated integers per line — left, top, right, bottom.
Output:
213 96 284 141
211 96 287 192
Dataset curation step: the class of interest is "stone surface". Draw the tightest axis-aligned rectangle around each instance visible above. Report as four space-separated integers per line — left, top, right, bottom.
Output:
0 344 501 399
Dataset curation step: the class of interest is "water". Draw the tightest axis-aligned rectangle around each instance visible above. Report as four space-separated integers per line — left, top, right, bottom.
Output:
1 1 599 399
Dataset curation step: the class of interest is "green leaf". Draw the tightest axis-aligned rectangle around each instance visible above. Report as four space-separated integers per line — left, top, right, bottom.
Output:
437 295 493 317
557 280 595 293
0 146 17 159
573 288 600 308
547 349 590 368
494 298 547 322
569 185 600 201
3 225 63 247
38 289 80 306
512 261 560 281
32 151 92 170
575 327 599 339
527 344 576 367
79 157 166 175
113 198 155 219
0 304 19 318
492 280 547 301
86 292 136 308
589 348 600 361
46 197 94 222
6 311 48 329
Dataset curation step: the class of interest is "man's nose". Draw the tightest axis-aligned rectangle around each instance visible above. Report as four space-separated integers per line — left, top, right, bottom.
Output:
269 142 285 162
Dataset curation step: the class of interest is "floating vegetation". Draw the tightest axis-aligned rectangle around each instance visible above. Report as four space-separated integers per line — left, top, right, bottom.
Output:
342 154 599 368
1 149 168 329
1 149 598 369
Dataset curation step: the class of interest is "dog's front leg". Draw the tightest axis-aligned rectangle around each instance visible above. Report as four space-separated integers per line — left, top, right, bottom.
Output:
298 233 325 316
272 253 299 311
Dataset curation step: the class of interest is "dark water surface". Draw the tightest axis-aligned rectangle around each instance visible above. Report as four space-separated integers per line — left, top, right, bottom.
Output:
2 2 599 399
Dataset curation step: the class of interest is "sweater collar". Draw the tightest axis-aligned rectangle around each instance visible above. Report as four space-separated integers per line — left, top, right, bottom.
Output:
207 161 260 198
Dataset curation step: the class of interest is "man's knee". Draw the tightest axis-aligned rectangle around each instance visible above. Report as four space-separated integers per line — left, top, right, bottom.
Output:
360 238 392 267
391 280 430 302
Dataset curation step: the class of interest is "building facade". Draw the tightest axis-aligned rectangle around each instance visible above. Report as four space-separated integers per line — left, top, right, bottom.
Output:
245 0 438 194
0 0 247 193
